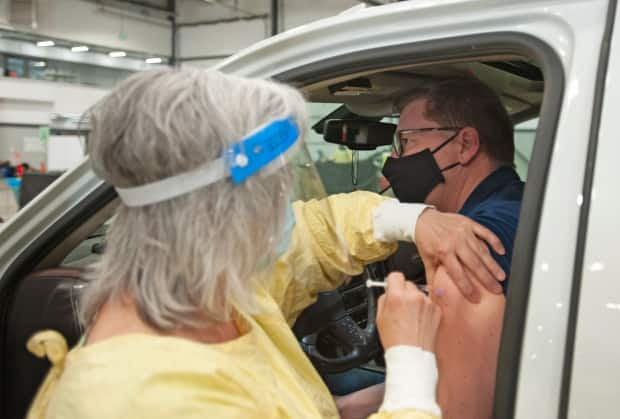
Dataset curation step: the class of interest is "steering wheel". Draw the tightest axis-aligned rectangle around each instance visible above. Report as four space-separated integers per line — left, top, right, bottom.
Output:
292 242 427 375
293 266 383 374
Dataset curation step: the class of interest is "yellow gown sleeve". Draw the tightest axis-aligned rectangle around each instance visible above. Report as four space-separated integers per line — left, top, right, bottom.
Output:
26 330 69 419
268 190 398 325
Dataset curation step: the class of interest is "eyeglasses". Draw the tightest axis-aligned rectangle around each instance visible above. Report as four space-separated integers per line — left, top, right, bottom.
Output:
393 126 462 156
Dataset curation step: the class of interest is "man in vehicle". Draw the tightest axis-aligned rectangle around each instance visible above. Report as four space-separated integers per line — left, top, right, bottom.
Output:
337 76 524 419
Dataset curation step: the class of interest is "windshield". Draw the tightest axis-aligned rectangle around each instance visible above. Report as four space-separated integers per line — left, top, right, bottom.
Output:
306 103 394 196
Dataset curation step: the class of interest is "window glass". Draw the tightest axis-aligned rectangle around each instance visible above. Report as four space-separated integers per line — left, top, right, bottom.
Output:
3 54 135 89
59 103 539 267
62 217 112 267
306 104 537 194
27 60 46 80
6 56 26 78
514 118 538 180
306 103 393 195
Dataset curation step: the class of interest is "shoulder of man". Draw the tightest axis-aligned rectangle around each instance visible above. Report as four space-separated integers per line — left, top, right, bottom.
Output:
465 199 521 293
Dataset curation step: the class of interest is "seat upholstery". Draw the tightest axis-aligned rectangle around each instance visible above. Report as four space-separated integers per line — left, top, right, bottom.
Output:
2 268 85 419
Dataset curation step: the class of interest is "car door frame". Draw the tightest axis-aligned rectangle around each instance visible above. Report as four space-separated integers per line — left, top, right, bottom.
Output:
270 33 565 418
560 0 619 417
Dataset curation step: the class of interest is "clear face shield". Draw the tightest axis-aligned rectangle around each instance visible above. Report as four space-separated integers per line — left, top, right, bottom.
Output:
262 127 381 375
255 121 353 272
287 144 328 203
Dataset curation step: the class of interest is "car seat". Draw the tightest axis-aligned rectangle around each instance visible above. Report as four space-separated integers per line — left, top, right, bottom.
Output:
1 268 85 419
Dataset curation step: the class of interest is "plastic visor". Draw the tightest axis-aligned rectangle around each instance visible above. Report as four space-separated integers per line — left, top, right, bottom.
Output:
273 139 354 280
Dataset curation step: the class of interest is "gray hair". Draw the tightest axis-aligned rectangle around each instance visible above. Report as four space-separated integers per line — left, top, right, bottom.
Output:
80 68 308 330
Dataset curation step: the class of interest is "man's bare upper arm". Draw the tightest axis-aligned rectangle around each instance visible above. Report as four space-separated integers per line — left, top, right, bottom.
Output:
430 266 506 419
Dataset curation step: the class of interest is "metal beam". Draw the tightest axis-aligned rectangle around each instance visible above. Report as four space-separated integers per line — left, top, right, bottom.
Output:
114 0 171 12
271 0 278 36
169 0 177 66
178 54 231 62
81 0 173 23
96 5 172 26
177 14 268 27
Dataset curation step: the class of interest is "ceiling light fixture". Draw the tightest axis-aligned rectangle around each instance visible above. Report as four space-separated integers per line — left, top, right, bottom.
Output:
33 61 47 67
36 40 55 47
145 57 162 64
72 46 89 52
109 51 126 58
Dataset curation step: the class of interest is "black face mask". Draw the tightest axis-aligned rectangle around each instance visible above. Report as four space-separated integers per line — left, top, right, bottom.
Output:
382 132 460 203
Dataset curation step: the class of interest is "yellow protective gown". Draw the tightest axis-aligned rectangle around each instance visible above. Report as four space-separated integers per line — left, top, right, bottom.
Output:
27 191 439 419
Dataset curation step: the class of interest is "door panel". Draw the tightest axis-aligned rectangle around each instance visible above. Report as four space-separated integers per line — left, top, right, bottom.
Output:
567 3 620 416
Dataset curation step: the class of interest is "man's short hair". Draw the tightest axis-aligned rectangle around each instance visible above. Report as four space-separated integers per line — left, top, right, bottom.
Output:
396 77 514 165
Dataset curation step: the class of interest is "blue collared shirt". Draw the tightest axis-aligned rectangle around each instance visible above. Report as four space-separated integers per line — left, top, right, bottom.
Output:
459 166 524 294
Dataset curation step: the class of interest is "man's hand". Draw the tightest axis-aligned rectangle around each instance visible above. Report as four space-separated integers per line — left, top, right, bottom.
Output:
415 208 506 301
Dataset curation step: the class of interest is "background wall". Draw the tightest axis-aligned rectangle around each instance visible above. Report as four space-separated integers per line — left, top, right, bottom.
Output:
0 0 9 27
0 76 108 124
0 0 371 163
0 126 43 167
178 20 266 63
0 0 367 66
0 76 107 167
177 0 361 66
2 0 172 55
0 0 377 222
0 0 375 163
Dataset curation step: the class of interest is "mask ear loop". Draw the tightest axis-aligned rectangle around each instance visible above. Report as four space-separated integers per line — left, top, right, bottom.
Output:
431 128 462 173
430 128 461 154
439 161 460 172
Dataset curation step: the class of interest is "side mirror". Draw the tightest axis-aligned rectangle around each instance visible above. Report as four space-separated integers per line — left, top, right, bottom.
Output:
323 119 396 151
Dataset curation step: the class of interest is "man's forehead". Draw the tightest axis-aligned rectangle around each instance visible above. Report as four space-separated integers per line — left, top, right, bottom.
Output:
399 98 434 125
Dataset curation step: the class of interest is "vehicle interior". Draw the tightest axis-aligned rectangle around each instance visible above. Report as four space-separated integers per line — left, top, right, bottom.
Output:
0 55 545 418
292 58 543 393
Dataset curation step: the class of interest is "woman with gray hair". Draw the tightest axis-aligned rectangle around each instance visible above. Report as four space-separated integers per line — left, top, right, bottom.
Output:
27 68 442 419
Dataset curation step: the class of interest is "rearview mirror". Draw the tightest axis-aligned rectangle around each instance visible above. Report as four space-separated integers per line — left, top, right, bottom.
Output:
323 119 396 151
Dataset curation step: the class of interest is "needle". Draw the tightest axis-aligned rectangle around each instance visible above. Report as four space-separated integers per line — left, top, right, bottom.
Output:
366 279 387 289
365 279 429 294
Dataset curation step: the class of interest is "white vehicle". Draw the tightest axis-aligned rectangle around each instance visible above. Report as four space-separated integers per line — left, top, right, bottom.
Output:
0 0 618 418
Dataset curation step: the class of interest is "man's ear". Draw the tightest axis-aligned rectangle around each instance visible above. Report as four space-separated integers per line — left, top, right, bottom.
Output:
458 127 480 165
